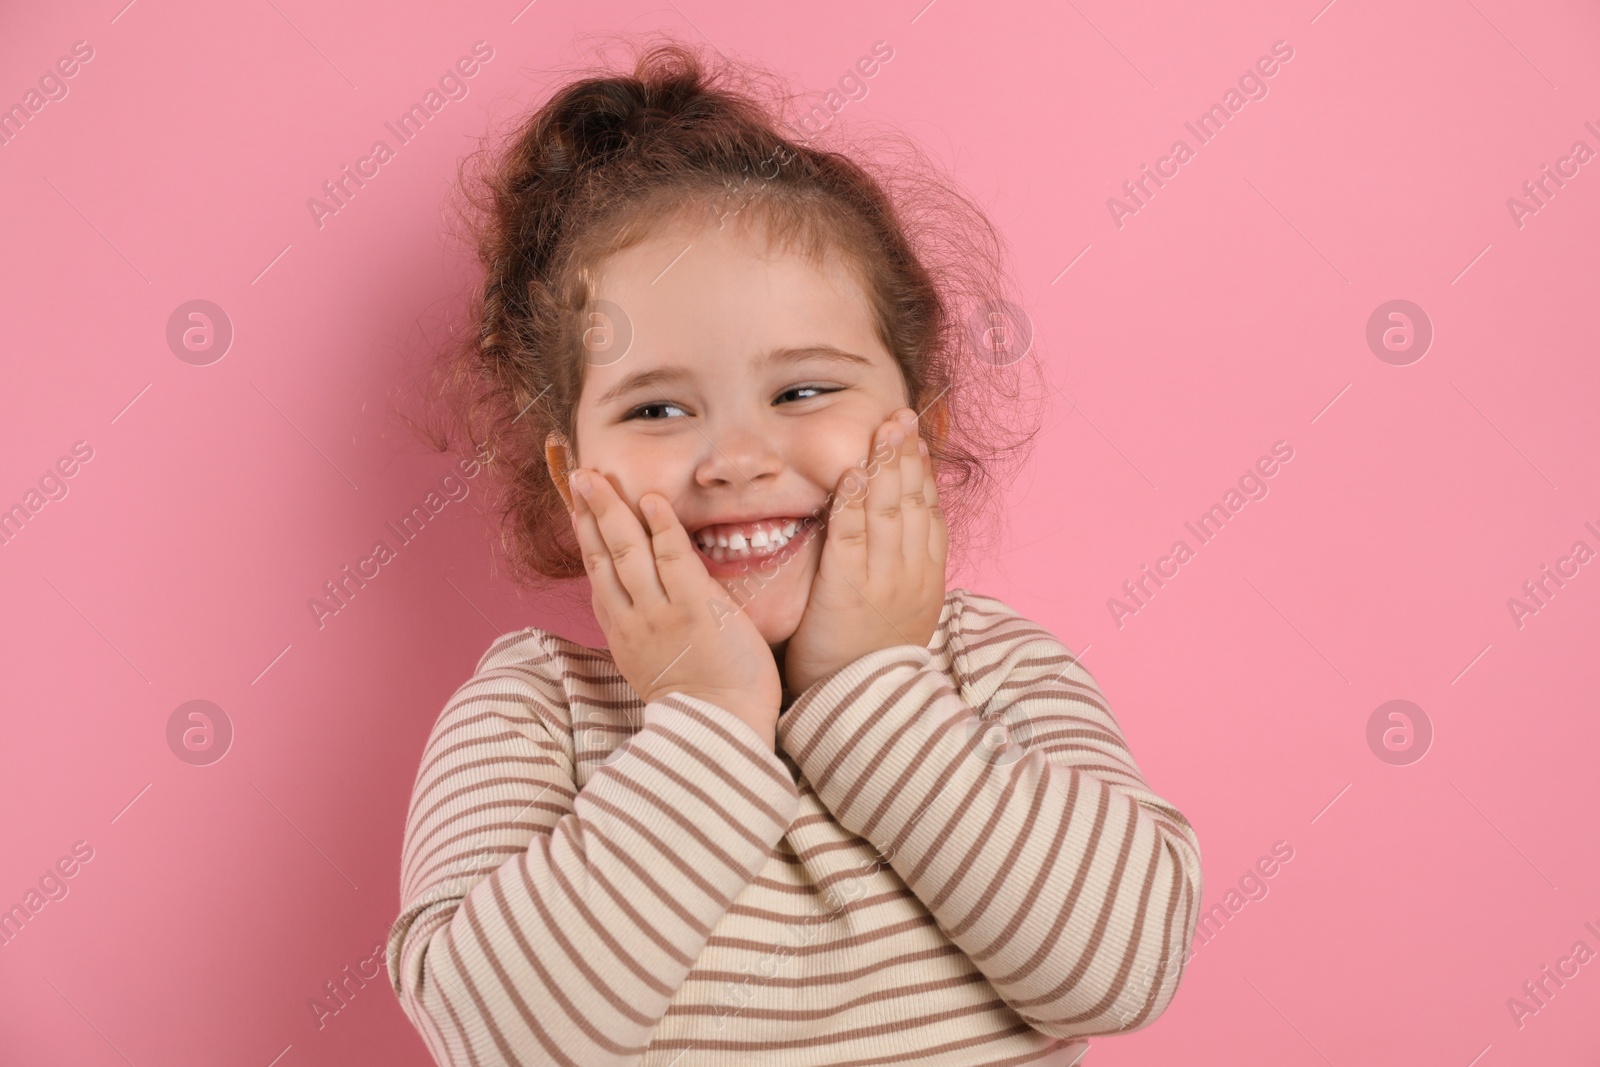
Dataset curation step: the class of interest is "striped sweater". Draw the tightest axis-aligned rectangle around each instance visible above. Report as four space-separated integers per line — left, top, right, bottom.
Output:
385 587 1203 1066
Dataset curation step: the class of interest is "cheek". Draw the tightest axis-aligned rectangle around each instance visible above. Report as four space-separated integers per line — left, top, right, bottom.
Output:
790 415 876 491
583 434 689 504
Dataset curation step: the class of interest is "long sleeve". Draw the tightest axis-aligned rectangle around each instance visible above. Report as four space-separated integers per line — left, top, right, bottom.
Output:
386 631 801 1067
774 600 1202 1041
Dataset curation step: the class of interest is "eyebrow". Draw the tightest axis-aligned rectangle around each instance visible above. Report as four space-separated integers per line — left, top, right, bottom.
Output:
595 345 872 405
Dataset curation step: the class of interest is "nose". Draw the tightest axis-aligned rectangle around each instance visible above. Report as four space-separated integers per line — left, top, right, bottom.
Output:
694 419 783 488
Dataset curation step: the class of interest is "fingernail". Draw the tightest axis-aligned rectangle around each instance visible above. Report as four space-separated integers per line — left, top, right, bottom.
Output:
896 409 917 428
571 470 591 498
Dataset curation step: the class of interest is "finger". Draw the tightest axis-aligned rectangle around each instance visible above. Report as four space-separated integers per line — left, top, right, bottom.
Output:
823 457 870 587
638 492 710 604
897 416 929 562
925 455 948 568
579 469 667 608
570 471 632 609
864 417 906 579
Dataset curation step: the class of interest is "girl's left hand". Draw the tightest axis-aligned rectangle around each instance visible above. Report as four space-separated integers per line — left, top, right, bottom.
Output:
783 408 949 699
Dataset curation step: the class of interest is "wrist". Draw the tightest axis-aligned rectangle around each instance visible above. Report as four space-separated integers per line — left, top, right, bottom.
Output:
786 638 919 698
668 686 778 719
644 690 780 755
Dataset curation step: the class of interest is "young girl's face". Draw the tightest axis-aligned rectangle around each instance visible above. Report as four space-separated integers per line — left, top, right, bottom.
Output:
558 208 912 647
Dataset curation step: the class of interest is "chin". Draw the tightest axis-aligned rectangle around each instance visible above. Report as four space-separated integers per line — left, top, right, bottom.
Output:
704 528 820 646
743 593 808 646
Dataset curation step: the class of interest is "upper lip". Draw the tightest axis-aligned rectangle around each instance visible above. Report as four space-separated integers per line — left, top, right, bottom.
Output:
686 511 818 536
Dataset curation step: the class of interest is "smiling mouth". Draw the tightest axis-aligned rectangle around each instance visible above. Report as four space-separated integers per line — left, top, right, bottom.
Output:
690 516 820 564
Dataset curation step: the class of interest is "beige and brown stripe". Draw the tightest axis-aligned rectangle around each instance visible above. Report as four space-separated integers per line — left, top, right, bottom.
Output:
386 587 1202 1065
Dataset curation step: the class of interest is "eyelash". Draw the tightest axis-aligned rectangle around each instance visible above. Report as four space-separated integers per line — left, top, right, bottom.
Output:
623 385 840 421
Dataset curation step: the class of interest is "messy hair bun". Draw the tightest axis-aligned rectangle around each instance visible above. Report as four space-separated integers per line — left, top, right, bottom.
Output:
409 31 1044 586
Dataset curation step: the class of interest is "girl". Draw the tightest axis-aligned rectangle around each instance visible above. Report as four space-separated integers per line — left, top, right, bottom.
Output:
386 35 1201 1067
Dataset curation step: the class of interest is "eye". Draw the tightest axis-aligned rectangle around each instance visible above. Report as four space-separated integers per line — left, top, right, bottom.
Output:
776 385 840 405
624 400 689 421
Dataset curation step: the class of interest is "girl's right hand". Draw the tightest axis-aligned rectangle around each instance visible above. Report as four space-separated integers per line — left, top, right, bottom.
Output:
569 468 782 748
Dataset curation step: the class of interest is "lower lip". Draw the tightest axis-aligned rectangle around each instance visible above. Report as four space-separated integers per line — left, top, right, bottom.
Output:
694 520 820 578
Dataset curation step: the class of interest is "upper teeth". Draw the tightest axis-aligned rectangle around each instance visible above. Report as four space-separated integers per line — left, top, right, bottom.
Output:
694 519 806 556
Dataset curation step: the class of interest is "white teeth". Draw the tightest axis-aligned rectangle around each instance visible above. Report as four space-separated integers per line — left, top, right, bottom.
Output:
693 518 812 561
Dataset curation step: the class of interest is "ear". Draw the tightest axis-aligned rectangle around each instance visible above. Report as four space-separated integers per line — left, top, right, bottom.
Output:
545 431 575 512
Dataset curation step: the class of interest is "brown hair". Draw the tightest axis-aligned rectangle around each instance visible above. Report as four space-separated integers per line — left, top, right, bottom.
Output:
408 31 1045 587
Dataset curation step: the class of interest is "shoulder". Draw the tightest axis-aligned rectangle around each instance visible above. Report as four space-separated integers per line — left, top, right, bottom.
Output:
944 587 1071 654
430 626 620 741
470 625 612 679
444 620 630 729
943 587 1101 703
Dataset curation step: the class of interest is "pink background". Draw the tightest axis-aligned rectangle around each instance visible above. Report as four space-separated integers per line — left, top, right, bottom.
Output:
2 0 1597 1063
